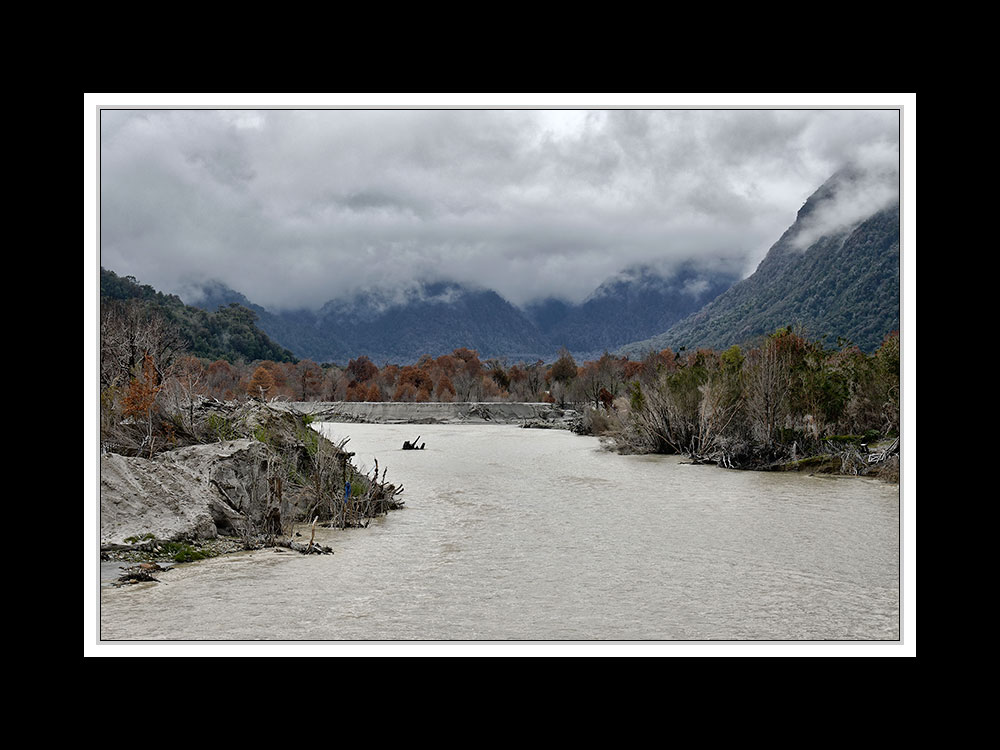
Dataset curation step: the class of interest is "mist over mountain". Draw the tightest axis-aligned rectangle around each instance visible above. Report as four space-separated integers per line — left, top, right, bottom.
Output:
183 279 551 363
525 262 740 358
100 109 900 315
131 163 900 365
180 263 738 364
618 166 900 355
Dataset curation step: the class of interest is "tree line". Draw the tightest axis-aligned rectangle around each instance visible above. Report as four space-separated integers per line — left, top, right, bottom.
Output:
100 290 899 469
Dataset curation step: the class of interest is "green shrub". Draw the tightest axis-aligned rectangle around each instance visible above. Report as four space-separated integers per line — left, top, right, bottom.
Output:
206 414 238 441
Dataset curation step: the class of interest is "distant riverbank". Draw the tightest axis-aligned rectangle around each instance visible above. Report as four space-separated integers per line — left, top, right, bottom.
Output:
271 401 582 427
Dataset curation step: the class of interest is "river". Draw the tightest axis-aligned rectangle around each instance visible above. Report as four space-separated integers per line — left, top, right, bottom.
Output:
97 423 901 645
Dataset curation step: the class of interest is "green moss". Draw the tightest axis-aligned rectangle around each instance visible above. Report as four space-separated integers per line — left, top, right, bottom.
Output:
778 455 841 473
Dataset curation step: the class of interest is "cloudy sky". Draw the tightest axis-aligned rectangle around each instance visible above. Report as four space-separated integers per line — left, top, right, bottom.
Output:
96 98 901 311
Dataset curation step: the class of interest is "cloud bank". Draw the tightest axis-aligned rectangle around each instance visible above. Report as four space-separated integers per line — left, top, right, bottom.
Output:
99 107 900 310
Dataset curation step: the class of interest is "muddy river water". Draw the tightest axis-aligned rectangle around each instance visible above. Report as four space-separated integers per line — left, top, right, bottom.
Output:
98 423 901 643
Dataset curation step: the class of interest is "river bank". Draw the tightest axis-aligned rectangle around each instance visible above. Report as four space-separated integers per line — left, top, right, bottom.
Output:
99 399 404 571
270 400 583 428
98 399 897 582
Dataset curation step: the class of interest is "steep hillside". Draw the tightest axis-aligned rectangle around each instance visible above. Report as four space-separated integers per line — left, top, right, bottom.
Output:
619 168 900 355
100 268 297 363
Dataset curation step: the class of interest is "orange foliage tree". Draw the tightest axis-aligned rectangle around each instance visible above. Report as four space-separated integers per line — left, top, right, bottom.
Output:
121 352 162 449
247 365 276 401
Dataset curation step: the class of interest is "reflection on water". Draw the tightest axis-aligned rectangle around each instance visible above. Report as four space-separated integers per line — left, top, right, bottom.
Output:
99 424 899 641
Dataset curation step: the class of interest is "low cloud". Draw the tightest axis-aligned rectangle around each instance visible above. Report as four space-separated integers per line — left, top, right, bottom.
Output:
99 107 900 310
789 141 900 250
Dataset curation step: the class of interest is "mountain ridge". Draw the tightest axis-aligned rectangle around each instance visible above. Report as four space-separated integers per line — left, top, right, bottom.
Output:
618 168 900 355
181 264 738 364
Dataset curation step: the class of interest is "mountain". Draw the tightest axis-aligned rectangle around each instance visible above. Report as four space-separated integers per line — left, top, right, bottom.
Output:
618 167 900 355
185 280 553 364
100 268 297 364
525 262 739 359
310 282 553 363
183 264 738 365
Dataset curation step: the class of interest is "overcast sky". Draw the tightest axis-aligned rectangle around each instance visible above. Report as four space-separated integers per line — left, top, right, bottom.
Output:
98 104 900 311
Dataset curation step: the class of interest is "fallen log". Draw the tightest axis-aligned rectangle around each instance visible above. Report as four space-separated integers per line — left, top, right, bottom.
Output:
276 538 334 555
112 564 168 586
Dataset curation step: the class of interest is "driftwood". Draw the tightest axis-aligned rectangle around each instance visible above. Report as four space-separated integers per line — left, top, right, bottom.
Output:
112 563 169 586
402 435 425 450
328 457 405 529
277 517 333 554
276 538 334 555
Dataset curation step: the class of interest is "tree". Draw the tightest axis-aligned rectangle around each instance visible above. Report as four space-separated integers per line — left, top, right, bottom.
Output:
548 348 578 385
247 365 275 401
486 359 510 391
743 335 794 447
436 374 456 402
121 352 162 453
207 359 239 399
101 299 184 389
294 359 324 401
346 355 378 385
575 360 605 408
164 355 207 430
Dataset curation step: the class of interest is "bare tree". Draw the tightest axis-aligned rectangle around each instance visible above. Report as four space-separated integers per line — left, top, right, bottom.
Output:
100 300 185 389
743 339 793 447
162 355 207 431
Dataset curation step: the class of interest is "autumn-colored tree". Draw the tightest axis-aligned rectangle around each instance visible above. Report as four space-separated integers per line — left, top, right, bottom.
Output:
257 360 287 392
598 387 614 411
479 375 503 401
436 374 456 402
122 352 162 450
398 364 432 392
247 365 275 401
347 355 379 385
451 347 479 364
435 354 458 376
623 359 645 381
393 382 418 401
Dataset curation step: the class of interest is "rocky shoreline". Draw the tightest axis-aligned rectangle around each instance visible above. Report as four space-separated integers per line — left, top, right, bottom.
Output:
100 399 403 566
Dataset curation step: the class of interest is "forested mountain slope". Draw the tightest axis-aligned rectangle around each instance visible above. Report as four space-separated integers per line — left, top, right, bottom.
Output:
619 168 901 355
100 268 297 363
